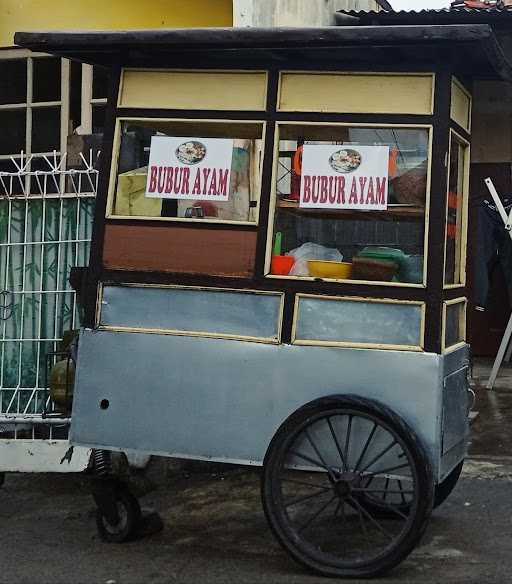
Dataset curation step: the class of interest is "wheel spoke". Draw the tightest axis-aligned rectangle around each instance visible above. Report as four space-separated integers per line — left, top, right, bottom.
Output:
289 449 329 472
383 477 390 501
285 488 332 509
327 416 348 471
352 488 414 495
344 414 353 470
353 422 378 472
348 496 394 540
397 480 407 504
331 499 348 533
339 498 348 525
359 439 398 473
297 495 337 533
332 499 343 521
304 429 332 475
281 476 330 490
365 462 411 478
363 475 375 489
348 495 369 540
369 499 409 520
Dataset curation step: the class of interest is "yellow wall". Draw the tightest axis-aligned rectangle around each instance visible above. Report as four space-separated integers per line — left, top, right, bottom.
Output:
2 0 233 47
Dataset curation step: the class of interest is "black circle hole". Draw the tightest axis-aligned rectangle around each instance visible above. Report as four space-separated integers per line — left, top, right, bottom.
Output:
100 399 110 410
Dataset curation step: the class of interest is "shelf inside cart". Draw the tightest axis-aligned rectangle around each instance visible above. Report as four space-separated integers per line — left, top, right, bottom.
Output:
277 200 425 219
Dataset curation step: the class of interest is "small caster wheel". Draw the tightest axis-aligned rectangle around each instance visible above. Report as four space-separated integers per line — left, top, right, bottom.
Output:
96 488 141 543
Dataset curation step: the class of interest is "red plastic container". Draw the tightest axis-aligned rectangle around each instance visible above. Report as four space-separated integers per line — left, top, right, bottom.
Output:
271 255 294 275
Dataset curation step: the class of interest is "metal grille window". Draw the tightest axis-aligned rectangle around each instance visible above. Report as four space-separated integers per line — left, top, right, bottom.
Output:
0 154 96 417
0 51 97 420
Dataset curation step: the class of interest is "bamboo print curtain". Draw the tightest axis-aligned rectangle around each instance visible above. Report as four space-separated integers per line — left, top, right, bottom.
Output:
0 197 94 414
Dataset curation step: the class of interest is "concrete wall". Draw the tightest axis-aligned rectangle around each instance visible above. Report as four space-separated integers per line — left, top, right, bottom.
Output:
233 0 380 27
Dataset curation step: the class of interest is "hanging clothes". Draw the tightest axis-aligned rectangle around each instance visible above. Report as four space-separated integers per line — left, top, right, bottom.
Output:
474 196 512 310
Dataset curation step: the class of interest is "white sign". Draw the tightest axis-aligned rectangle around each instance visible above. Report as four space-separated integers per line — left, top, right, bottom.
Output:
300 144 390 210
145 136 233 201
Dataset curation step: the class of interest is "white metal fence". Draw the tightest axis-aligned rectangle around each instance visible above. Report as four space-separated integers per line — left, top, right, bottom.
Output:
0 150 97 434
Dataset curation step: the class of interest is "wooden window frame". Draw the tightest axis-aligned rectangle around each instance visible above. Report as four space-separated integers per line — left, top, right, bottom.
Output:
105 116 267 226
0 49 70 193
442 297 467 353
450 76 472 134
80 64 108 135
291 293 426 352
95 282 284 344
443 129 470 289
264 121 433 289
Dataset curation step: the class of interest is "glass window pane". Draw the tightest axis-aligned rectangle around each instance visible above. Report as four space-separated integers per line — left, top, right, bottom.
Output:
101 285 282 341
445 133 468 285
0 59 27 104
445 300 466 348
32 58 61 102
31 106 61 152
110 119 264 223
295 296 423 348
270 124 429 285
92 66 109 99
0 109 26 154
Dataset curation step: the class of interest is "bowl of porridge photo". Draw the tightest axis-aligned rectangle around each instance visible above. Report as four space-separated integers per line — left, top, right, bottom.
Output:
329 148 362 173
175 141 207 165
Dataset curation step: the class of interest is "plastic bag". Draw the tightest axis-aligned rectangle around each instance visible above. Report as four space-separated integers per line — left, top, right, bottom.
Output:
287 242 343 276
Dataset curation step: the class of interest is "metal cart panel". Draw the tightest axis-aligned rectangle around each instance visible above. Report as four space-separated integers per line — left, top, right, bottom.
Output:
100 285 283 342
71 329 469 481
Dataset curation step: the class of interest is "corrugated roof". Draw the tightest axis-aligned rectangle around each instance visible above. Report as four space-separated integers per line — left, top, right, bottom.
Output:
341 7 512 14
338 7 512 24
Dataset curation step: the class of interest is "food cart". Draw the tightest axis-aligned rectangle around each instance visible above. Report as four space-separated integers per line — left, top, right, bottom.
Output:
15 23 511 578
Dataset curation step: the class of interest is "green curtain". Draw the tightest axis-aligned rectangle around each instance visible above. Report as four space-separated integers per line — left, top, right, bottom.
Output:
0 197 94 414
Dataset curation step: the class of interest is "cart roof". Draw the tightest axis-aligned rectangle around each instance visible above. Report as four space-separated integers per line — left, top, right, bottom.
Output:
14 24 512 81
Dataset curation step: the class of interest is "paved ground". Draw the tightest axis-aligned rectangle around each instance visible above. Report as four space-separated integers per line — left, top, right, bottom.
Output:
1 457 512 584
2 363 512 584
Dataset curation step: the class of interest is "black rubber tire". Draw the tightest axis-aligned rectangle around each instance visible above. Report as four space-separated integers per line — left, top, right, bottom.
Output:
96 488 141 543
433 461 463 509
0 473 4 488
261 395 434 578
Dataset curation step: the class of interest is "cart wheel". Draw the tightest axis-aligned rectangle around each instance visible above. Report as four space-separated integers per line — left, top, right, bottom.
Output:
433 460 463 509
96 488 141 543
261 395 434 578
